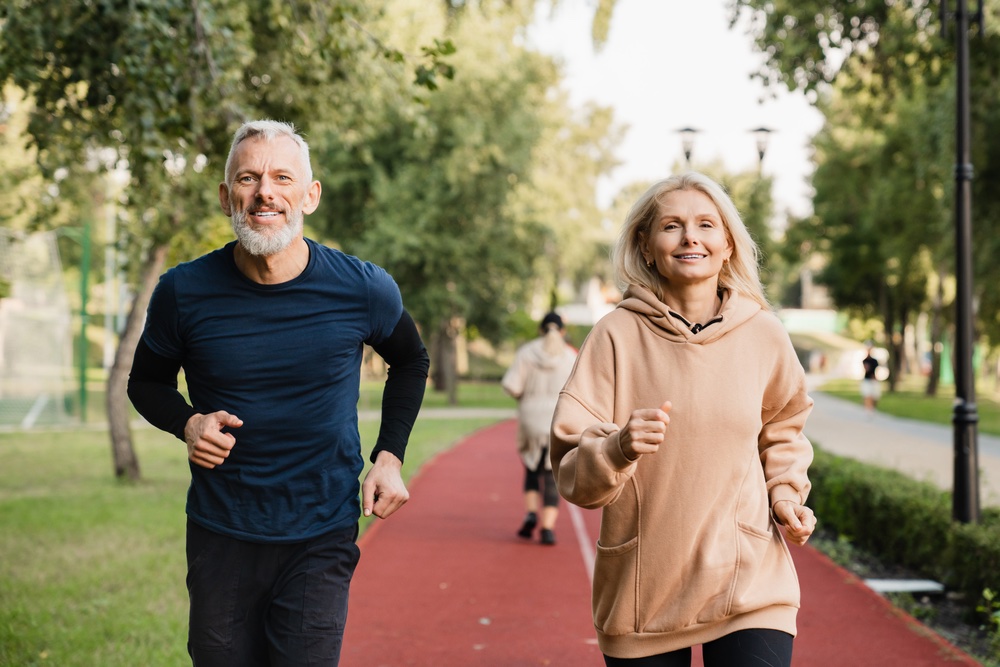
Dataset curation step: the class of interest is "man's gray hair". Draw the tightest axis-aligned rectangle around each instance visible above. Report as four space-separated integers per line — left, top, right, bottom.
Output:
224 120 313 184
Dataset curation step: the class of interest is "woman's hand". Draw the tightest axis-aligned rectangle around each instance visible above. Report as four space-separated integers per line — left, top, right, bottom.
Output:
772 500 817 546
619 401 671 461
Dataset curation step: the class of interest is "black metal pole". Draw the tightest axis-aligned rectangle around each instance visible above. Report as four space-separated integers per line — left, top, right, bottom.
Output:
950 0 980 523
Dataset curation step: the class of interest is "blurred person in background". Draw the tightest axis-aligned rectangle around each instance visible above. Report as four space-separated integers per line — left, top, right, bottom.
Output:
502 311 577 545
861 342 881 413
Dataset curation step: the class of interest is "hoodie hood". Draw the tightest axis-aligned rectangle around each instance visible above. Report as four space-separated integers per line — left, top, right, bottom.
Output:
519 336 569 369
617 285 763 344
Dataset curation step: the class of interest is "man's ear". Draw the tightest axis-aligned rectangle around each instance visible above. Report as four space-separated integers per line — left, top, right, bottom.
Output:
218 183 233 217
302 180 322 215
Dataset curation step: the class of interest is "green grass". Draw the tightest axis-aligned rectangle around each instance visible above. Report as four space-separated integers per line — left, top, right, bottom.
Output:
817 375 1000 437
3 377 514 428
358 379 514 412
0 393 503 667
418 380 514 409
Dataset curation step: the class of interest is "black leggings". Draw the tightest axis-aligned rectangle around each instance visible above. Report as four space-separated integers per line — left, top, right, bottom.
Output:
523 447 559 507
603 628 793 667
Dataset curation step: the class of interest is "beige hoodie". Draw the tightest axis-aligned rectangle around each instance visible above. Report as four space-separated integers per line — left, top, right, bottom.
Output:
551 286 813 659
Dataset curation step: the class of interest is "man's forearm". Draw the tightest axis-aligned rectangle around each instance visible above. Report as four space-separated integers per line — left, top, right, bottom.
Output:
370 310 430 463
371 353 429 463
127 378 197 441
127 338 196 441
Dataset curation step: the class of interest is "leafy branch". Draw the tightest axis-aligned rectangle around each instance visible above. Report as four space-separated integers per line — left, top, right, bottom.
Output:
346 17 456 90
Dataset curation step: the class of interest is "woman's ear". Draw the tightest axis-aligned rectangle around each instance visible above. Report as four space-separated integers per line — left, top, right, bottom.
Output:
638 232 650 264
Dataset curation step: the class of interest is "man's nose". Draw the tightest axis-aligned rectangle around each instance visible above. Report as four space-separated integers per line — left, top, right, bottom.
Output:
256 176 275 200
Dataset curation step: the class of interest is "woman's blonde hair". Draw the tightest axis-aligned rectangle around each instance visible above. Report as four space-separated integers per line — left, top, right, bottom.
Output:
611 171 769 309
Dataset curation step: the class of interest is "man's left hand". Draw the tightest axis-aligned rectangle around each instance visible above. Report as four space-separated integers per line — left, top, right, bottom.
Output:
361 451 409 519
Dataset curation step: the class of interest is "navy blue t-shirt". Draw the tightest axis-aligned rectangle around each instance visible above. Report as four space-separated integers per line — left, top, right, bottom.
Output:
142 239 403 542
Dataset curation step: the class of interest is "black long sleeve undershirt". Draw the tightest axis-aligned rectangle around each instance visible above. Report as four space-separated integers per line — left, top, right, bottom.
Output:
127 340 195 442
126 309 430 462
368 309 430 463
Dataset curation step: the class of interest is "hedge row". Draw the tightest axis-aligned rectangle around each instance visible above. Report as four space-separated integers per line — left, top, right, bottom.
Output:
808 446 1000 604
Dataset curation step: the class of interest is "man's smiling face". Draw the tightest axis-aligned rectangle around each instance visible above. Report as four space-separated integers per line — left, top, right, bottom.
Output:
219 135 319 257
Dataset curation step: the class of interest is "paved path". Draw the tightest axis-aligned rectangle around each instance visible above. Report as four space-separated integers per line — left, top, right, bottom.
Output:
343 419 980 666
804 386 1000 507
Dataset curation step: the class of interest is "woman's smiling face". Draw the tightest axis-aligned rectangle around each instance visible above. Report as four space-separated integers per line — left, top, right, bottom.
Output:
641 188 732 291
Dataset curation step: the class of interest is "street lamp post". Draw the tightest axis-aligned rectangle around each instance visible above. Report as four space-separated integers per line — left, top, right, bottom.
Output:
749 127 774 171
675 127 699 168
941 0 983 523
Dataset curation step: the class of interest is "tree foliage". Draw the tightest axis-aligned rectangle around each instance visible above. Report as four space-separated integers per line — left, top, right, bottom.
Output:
0 0 624 452
314 0 621 400
0 0 457 476
730 0 1000 388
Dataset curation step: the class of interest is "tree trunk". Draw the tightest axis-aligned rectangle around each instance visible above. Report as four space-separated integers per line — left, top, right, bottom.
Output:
107 242 169 481
430 331 445 392
925 270 946 397
890 302 908 389
881 287 898 392
430 316 459 405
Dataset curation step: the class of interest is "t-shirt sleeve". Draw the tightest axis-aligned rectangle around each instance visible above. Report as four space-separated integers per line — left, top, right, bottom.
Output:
364 263 404 346
141 270 184 360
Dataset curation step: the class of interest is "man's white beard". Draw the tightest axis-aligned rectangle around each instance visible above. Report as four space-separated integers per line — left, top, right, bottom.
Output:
231 207 303 257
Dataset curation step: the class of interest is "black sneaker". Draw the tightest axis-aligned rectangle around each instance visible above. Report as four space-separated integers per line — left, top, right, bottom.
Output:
517 512 537 539
540 529 556 546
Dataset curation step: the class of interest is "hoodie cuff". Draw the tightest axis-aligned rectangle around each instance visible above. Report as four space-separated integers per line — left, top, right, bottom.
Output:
769 485 802 508
603 428 638 471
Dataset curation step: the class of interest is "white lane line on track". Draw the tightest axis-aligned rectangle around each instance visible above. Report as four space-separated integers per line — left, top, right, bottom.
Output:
568 502 595 585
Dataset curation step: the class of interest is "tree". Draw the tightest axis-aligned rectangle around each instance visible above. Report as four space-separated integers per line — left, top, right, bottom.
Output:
0 0 452 478
730 0 1000 390
317 0 622 402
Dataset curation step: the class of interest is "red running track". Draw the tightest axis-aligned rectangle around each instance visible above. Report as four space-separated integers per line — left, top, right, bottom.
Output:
342 420 980 666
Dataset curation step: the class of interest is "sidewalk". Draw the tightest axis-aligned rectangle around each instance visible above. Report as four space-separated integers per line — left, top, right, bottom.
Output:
804 388 1000 507
342 418 981 666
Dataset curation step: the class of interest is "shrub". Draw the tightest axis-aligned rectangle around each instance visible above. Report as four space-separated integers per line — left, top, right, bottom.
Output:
809 446 1000 603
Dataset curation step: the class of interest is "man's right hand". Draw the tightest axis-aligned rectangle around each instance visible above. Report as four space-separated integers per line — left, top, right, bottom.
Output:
184 411 243 469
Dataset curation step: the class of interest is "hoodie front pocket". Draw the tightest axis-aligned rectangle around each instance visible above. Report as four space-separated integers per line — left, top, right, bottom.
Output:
729 521 799 615
592 536 639 636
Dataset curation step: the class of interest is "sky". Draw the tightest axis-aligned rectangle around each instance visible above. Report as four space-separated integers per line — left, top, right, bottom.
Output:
526 0 826 221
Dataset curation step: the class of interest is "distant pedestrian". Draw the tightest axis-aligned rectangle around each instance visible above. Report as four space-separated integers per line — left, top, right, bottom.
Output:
551 172 816 666
502 312 577 545
861 343 881 413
